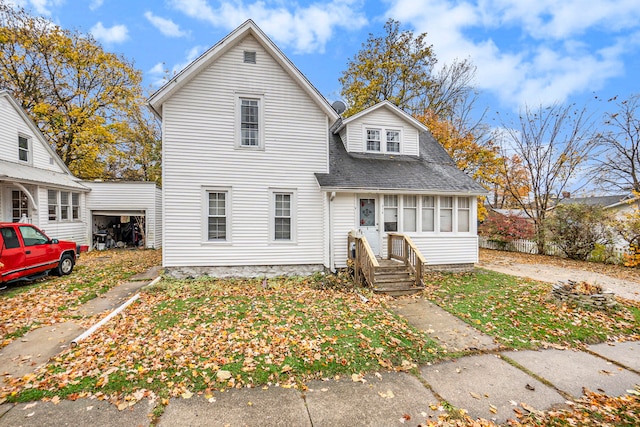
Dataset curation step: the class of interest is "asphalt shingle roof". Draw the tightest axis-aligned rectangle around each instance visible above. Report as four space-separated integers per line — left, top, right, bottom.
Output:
557 195 631 208
315 131 487 194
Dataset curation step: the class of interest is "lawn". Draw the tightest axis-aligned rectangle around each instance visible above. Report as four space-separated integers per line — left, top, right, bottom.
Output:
424 269 640 349
0 275 442 408
0 249 162 348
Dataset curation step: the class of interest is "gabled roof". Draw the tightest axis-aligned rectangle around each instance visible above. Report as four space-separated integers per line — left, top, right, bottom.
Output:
0 90 87 191
147 20 339 121
0 89 78 179
333 101 429 134
557 194 637 209
315 131 487 194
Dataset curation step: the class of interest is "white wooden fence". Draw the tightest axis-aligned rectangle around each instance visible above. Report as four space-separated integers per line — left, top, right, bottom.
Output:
478 236 630 260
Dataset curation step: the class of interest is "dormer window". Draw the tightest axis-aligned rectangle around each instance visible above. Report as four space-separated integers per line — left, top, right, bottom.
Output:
18 134 30 163
387 130 400 152
366 129 380 151
365 127 401 153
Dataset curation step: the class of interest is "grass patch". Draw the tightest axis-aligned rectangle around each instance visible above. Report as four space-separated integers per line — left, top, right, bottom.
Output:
424 269 640 349
2 276 443 404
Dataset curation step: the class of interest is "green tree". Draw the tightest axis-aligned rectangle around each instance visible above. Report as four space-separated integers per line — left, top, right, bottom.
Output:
545 203 615 261
0 3 158 180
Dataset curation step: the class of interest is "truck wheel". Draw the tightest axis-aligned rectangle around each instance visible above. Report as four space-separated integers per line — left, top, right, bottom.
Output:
57 253 75 276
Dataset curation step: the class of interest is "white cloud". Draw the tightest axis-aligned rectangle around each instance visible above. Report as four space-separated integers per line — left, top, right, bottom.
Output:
144 11 190 38
90 21 129 44
168 0 367 54
9 0 63 16
384 0 640 108
89 0 104 11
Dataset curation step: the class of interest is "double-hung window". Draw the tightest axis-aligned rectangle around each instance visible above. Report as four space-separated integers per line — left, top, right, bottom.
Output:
457 197 471 232
387 130 400 153
365 128 401 153
383 195 398 232
48 190 58 221
207 191 228 241
421 196 435 232
440 196 453 232
60 192 70 221
274 193 292 241
240 99 259 146
403 195 417 232
366 129 381 151
72 193 80 220
18 135 30 163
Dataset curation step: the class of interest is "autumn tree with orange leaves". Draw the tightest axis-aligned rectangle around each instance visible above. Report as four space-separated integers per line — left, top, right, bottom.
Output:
0 3 160 181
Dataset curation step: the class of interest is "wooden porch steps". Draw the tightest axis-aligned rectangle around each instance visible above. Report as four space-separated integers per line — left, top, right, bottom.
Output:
372 258 424 296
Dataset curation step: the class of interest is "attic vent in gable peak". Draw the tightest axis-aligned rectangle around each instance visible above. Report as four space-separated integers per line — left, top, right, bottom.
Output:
243 51 256 64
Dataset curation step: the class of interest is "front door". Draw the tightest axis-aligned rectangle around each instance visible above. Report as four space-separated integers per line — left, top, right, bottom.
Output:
358 197 379 255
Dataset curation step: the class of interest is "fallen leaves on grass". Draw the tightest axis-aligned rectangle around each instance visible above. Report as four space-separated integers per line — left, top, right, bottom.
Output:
0 249 161 348
425 270 640 349
0 277 441 406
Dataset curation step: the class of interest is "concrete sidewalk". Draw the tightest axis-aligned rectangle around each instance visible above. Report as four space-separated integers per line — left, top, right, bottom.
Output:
1 294 639 426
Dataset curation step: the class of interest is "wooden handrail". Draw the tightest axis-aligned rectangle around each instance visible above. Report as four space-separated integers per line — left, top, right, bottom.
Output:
387 233 426 287
348 231 379 287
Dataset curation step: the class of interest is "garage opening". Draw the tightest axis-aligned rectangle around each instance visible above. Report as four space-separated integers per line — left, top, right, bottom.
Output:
92 210 145 249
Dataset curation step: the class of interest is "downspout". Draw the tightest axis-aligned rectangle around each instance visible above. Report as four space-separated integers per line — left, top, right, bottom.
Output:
329 191 336 272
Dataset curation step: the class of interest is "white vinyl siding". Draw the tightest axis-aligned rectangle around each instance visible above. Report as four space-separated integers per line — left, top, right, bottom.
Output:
161 35 328 268
0 94 68 172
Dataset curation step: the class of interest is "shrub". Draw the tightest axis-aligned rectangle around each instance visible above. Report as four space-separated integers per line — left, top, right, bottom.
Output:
478 211 535 244
545 204 615 261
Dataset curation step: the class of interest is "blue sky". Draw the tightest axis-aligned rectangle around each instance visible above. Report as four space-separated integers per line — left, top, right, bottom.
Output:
9 0 640 119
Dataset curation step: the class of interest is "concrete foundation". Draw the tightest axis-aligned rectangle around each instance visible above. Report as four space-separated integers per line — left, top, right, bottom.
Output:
164 264 325 279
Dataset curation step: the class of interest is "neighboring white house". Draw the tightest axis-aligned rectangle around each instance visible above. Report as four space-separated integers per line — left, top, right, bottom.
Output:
83 180 162 249
148 20 486 278
1 89 163 250
0 89 90 244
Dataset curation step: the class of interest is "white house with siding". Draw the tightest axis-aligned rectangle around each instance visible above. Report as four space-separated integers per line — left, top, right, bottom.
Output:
1 89 163 251
148 20 486 279
0 89 90 244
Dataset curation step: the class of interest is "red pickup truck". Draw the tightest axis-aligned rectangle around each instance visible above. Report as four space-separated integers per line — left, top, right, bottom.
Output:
0 222 79 285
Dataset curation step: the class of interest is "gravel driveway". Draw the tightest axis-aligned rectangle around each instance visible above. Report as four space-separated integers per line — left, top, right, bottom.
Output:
478 258 640 302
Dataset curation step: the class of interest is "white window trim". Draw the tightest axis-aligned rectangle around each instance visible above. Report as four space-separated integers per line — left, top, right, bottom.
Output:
202 186 232 244
18 133 32 164
235 93 265 150
269 188 297 244
363 125 402 154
